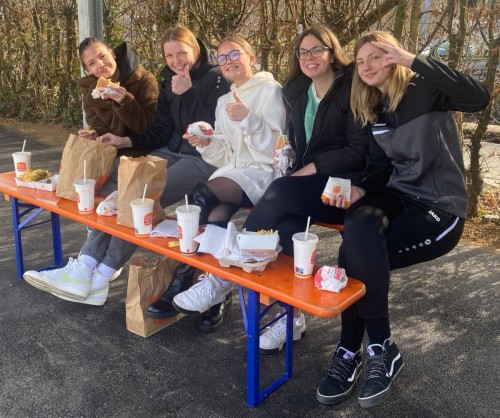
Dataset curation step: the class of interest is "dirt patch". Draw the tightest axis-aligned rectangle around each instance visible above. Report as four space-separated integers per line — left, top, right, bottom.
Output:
2 117 499 250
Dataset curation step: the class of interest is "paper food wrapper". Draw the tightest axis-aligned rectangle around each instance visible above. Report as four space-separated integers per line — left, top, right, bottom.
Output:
275 135 293 176
96 191 118 216
183 121 214 138
314 266 348 293
321 177 351 205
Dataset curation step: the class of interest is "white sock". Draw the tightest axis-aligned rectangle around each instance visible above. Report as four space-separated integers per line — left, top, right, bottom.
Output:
79 255 98 270
96 263 116 279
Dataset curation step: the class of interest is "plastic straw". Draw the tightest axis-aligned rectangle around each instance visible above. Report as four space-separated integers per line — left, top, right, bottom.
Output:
305 216 311 239
185 194 189 210
22 139 26 153
83 160 87 182
142 184 148 203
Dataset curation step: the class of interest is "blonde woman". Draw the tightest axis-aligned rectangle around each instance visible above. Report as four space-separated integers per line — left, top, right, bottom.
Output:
317 31 489 408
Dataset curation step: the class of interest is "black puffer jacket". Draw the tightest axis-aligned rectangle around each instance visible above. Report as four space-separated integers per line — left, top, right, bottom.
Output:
282 65 370 175
129 39 231 154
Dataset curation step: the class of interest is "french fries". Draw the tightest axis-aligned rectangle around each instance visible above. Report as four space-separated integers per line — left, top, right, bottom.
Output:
257 229 278 235
21 169 52 182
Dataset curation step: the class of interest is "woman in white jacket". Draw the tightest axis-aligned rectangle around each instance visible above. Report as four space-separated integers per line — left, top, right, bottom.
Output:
159 36 287 327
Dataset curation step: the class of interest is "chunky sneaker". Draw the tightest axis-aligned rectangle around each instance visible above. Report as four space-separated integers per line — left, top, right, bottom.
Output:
259 313 306 354
23 258 92 300
172 273 232 314
316 345 363 405
52 269 110 306
109 267 123 282
358 337 404 408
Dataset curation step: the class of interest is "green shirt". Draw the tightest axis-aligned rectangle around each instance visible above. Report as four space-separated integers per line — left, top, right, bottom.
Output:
304 83 321 144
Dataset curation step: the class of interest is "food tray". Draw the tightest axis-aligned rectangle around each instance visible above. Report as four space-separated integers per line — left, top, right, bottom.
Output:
218 246 282 273
15 174 58 192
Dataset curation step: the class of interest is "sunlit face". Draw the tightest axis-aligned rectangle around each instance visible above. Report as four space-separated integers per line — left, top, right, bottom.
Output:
163 40 197 75
81 43 117 79
355 42 392 90
217 41 255 87
298 35 333 81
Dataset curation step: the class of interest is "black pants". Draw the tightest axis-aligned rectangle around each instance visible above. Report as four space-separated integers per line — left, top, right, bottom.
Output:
243 175 346 256
339 190 465 350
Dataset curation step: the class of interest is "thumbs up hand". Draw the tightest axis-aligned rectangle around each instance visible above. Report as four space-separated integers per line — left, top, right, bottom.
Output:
225 91 249 122
172 65 192 95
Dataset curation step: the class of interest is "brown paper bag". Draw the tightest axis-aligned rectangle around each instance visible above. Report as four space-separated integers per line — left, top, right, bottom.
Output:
56 134 117 200
116 155 167 228
126 257 181 337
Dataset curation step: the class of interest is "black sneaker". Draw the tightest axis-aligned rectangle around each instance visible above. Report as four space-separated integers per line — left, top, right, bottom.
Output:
316 346 363 405
358 338 404 408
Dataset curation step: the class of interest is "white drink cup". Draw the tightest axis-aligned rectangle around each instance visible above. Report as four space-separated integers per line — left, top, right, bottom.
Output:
130 198 154 237
176 205 201 255
12 152 32 178
292 232 319 278
74 179 96 214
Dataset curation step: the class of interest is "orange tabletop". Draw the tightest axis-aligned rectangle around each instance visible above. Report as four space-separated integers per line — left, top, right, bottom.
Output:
0 171 365 317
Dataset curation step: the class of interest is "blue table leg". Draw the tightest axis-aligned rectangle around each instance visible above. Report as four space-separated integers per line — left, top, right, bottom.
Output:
245 288 294 407
8 197 63 279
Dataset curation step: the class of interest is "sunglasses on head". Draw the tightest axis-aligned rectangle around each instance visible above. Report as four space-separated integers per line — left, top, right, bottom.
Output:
217 49 242 66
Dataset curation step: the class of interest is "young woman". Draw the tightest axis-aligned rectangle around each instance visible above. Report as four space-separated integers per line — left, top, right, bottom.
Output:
241 24 370 353
77 38 158 140
169 36 287 325
23 27 230 317
316 31 489 409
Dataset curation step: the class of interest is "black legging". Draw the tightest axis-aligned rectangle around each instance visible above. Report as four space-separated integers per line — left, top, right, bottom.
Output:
338 190 465 350
243 175 346 256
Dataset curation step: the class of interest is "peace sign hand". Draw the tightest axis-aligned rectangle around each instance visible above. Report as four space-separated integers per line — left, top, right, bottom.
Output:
172 65 192 95
370 39 416 69
225 91 250 122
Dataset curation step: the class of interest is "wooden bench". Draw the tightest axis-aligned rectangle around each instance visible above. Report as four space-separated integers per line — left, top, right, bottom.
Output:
0 171 365 407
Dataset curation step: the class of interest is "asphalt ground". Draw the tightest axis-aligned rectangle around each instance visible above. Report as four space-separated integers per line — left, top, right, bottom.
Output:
0 123 499 417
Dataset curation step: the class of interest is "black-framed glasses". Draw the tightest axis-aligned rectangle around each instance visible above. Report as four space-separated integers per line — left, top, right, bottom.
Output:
296 46 331 60
217 49 242 66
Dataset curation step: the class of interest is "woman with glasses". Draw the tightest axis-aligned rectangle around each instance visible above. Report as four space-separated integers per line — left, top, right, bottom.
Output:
241 24 370 353
23 27 230 319
170 36 287 327
315 31 489 408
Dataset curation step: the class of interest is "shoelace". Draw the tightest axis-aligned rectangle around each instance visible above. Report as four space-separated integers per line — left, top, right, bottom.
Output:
364 352 388 380
189 274 216 298
327 356 355 382
266 316 287 340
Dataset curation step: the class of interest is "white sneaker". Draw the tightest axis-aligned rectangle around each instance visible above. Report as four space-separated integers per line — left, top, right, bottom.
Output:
109 267 123 282
172 273 232 314
52 270 110 306
23 258 92 300
259 313 306 354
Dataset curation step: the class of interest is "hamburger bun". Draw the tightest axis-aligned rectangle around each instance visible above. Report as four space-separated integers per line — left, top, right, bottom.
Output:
96 76 120 88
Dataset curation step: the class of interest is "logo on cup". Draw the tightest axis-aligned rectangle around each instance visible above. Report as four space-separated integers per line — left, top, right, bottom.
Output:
144 212 153 226
76 193 80 203
310 250 316 264
17 162 27 172
295 266 304 274
177 225 183 239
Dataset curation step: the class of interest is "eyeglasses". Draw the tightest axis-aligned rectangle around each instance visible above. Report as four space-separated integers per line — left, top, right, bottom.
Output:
217 49 243 66
296 46 331 60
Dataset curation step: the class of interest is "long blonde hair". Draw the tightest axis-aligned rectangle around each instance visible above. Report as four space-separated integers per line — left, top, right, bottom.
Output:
160 26 201 63
351 31 413 126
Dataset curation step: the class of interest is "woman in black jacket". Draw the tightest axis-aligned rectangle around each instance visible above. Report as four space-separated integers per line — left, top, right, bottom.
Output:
242 24 370 353
316 31 490 409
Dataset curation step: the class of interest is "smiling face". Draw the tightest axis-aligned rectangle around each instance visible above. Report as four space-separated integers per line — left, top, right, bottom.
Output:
298 35 333 82
163 40 197 75
355 42 392 90
81 42 117 79
217 40 255 87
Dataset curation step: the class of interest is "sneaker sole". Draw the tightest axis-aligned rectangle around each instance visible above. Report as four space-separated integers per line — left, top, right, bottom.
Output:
172 287 232 315
23 273 88 300
259 330 306 355
52 287 109 306
358 361 404 408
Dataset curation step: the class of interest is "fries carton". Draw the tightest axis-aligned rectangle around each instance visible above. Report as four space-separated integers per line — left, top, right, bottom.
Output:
237 230 279 257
